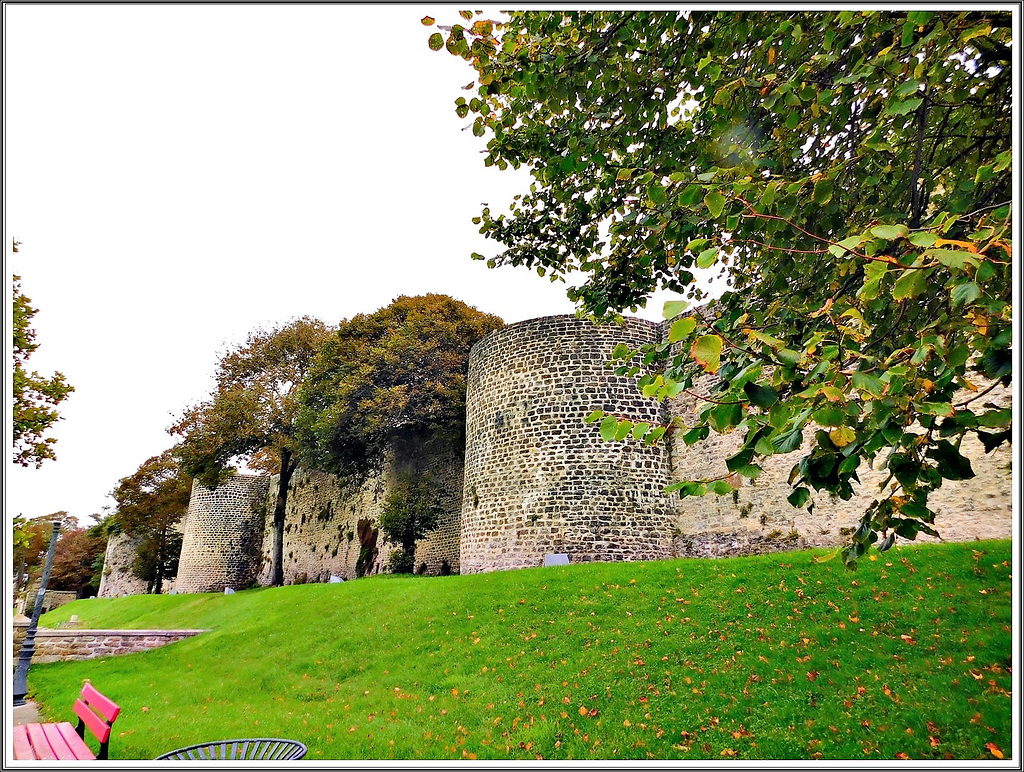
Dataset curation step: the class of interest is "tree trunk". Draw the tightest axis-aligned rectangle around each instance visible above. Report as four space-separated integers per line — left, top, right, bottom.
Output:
270 447 295 587
154 528 165 595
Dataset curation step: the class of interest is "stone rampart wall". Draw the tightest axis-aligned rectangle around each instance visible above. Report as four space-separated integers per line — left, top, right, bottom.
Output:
255 435 464 585
665 371 1013 556
460 316 676 573
16 588 82 615
112 313 1011 592
12 624 205 664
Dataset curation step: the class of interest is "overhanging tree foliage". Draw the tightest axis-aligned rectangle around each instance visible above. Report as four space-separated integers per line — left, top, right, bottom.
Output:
110 450 191 594
430 11 1012 566
170 317 332 586
296 294 503 474
13 241 74 467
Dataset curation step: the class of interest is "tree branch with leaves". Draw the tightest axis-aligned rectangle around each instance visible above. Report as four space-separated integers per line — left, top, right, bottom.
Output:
430 10 1012 567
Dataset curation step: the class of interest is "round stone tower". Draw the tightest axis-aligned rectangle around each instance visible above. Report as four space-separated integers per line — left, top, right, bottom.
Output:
174 475 270 592
460 315 676 573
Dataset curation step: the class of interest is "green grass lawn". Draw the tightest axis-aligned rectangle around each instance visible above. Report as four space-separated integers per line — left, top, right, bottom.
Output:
31 541 1012 761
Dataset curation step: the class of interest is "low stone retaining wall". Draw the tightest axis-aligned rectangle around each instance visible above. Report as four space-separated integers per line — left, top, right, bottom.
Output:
12 624 205 664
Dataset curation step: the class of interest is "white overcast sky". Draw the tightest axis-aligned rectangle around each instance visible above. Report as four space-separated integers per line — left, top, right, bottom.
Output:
6 4 689 525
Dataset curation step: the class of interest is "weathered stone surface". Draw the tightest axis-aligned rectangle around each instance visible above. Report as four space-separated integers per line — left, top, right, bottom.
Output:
12 628 205 663
255 434 464 584
461 316 676 572
176 476 270 592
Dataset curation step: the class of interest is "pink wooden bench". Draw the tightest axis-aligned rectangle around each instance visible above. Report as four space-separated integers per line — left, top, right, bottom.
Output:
13 682 121 761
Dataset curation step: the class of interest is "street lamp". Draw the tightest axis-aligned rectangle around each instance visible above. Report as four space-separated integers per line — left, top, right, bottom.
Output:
13 520 61 706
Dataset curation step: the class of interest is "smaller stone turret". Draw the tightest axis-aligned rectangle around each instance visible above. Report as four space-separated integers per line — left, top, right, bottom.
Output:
174 476 270 592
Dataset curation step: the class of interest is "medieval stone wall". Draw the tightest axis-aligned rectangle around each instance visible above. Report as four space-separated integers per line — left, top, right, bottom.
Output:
254 435 464 585
460 316 677 573
664 371 1013 556
175 476 270 592
106 312 1011 592
98 531 158 598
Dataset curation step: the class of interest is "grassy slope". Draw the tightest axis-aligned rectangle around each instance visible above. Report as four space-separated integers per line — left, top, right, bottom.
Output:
32 541 1012 761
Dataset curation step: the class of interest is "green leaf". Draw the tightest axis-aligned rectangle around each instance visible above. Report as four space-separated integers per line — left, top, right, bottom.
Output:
708 402 742 432
616 167 635 181
787 487 811 508
647 182 667 205
870 224 909 240
977 407 1011 429
917 401 953 417
428 33 445 51
884 97 923 116
908 231 937 247
777 348 803 367
852 371 884 397
584 410 604 424
743 381 779 409
711 480 733 495
900 501 933 522
726 445 754 472
599 416 618 442
828 234 865 258
772 428 803 453
894 79 922 98
927 440 975 481
611 343 632 358
696 247 718 269
736 464 762 480
857 261 887 301
662 300 689 319
614 420 634 441
631 422 651 440
812 178 834 205
703 190 726 219
683 426 709 446
691 334 723 373
923 248 979 270
892 268 929 301
668 317 696 343
679 184 703 206
813 406 845 427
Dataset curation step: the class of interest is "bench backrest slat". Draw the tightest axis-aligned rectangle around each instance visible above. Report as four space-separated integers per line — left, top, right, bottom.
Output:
73 699 112 744
82 682 121 723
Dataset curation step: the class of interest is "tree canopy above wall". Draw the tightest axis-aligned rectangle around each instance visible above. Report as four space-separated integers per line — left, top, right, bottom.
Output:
296 294 503 475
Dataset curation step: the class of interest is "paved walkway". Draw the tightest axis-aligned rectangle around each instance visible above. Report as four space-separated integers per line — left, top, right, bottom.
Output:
13 701 43 726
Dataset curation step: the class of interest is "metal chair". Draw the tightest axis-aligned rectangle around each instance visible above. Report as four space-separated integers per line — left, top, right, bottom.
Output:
155 738 307 761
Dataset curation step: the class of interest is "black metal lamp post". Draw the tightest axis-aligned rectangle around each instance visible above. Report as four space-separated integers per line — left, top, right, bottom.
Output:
13 520 60 706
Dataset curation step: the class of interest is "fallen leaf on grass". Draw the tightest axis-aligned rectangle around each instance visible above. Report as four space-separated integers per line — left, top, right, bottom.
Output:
985 743 1003 759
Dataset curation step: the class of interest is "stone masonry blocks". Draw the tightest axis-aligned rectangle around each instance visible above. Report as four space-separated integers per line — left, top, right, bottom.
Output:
460 315 677 573
175 476 270 592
